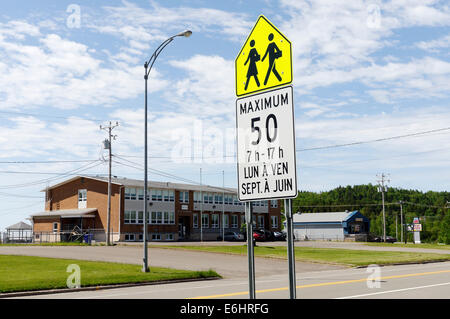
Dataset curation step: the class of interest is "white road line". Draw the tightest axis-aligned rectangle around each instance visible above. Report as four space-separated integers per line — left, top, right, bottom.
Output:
336 282 450 299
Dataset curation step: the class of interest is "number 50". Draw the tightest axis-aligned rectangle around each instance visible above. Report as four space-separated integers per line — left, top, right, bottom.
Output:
251 114 278 145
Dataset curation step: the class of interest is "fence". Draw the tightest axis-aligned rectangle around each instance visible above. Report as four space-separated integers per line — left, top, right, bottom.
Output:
1 230 33 243
32 229 120 244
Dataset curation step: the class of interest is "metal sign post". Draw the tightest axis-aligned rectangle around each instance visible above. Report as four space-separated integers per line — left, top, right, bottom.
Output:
245 201 256 299
284 198 296 299
235 14 297 300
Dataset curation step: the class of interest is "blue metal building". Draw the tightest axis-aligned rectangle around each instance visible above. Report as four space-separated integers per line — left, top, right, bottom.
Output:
292 210 370 241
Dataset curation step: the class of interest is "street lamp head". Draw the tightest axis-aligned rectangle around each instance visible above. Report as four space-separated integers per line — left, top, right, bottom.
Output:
177 30 192 38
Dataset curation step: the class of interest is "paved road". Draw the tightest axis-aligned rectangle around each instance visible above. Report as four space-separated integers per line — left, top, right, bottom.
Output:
11 261 450 299
0 245 343 279
1 244 449 299
127 240 450 255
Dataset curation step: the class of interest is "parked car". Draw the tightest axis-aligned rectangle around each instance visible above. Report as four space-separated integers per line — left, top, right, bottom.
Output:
385 236 397 243
217 231 244 241
368 234 396 243
368 234 382 242
272 231 286 241
253 230 266 241
258 229 274 241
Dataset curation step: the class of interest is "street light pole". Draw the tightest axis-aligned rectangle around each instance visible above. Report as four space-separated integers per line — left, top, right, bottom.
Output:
222 170 225 242
142 30 192 273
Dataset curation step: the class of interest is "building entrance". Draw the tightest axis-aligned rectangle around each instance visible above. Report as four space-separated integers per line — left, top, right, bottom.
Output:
178 216 190 240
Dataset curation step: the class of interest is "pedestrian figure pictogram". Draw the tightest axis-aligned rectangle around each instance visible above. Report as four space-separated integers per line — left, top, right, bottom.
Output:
235 15 292 97
262 33 282 85
244 40 261 90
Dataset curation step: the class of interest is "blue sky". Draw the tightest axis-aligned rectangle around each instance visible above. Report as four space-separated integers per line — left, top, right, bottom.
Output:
0 0 449 230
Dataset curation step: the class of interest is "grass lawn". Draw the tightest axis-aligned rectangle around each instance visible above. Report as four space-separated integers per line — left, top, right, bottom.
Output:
0 255 219 293
0 242 91 246
157 245 450 267
364 242 450 250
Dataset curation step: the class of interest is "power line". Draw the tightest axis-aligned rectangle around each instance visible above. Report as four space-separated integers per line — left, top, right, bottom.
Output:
0 160 103 189
0 159 99 164
401 201 448 209
294 202 392 209
0 110 106 123
113 155 236 193
293 201 448 210
0 191 42 199
0 200 43 216
0 170 107 176
296 126 450 152
114 125 450 162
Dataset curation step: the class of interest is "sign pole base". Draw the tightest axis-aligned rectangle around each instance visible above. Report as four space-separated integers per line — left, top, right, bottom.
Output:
285 199 296 299
246 202 256 299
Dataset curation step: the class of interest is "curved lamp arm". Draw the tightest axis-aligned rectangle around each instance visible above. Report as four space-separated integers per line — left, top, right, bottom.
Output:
144 30 192 78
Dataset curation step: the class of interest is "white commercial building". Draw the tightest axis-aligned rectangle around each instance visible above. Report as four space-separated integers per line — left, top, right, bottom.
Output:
292 211 370 241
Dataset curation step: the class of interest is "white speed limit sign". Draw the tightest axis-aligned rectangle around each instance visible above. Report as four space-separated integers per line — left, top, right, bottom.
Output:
236 85 297 201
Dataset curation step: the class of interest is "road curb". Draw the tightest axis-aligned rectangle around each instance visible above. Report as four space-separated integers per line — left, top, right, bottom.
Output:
0 276 221 299
354 259 450 268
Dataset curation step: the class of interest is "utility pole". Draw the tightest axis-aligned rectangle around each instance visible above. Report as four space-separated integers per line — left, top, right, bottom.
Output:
377 173 390 243
395 212 398 240
399 200 404 243
200 168 203 242
100 121 119 246
222 170 225 242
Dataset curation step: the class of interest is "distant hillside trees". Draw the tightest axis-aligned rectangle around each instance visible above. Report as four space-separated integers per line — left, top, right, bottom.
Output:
290 184 449 243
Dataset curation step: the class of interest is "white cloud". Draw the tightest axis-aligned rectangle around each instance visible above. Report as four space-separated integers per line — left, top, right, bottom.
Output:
89 0 253 47
296 105 450 154
168 54 235 117
0 116 104 159
415 34 450 52
276 0 450 103
0 20 41 40
0 22 168 110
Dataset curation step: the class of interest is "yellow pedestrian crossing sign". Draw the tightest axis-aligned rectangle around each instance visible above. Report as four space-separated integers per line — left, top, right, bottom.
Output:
235 15 292 97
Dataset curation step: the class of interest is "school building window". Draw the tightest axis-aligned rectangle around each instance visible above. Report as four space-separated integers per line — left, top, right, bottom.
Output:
151 189 163 201
212 214 219 228
257 215 264 228
150 211 174 224
231 215 238 228
78 189 87 208
179 191 189 203
124 210 137 224
223 214 229 228
271 216 278 228
193 214 199 228
203 192 213 204
202 214 209 228
137 211 143 224
193 192 201 203
214 194 223 204
163 190 174 202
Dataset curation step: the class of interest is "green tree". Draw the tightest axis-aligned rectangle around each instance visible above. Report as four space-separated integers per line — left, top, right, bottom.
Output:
438 212 450 244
